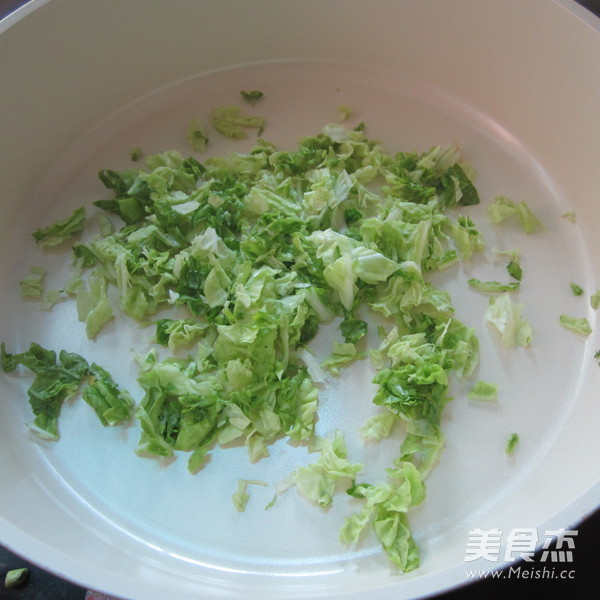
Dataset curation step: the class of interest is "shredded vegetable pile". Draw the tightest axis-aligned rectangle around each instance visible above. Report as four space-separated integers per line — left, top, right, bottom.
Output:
3 106 565 571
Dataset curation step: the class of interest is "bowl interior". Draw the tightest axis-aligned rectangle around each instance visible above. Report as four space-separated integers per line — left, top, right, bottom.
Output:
1 1 599 599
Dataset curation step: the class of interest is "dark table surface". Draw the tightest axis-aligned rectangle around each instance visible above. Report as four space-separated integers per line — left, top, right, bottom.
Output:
1 0 599 598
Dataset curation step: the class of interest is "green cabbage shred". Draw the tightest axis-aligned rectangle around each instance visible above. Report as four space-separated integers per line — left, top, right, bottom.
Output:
506 259 523 281
559 314 592 336
32 206 86 247
240 90 264 105
4 567 29 588
505 433 519 455
232 479 268 512
561 211 576 223
488 196 545 234
1 342 133 440
187 117 210 153
569 282 584 296
467 380 498 402
467 278 520 293
484 293 533 347
19 266 46 299
210 105 266 139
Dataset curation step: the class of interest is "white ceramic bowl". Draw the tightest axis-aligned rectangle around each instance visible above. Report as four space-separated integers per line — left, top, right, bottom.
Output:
1 1 599 598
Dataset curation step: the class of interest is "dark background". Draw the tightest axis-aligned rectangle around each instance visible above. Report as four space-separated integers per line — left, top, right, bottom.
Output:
1 0 599 598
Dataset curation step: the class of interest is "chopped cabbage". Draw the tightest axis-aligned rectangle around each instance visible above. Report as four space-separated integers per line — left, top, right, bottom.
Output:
467 380 498 402
559 314 592 336
485 293 533 347
8 117 553 572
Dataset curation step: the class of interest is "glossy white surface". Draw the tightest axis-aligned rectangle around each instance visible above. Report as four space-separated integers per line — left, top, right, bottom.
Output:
1 1 599 598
